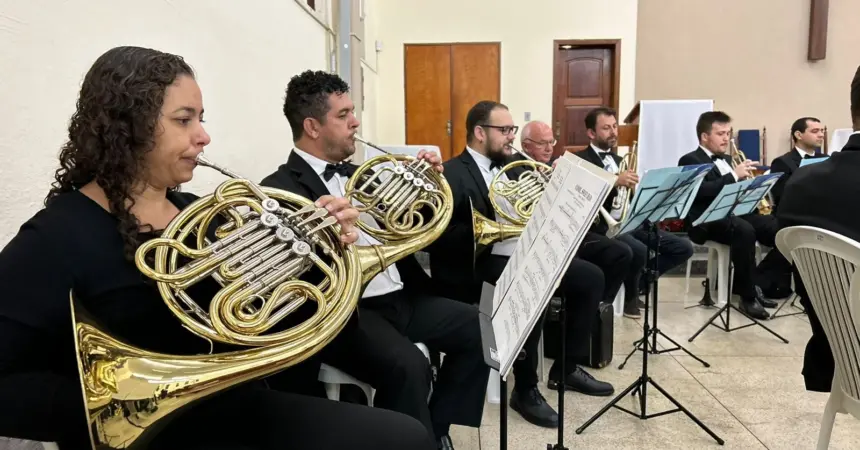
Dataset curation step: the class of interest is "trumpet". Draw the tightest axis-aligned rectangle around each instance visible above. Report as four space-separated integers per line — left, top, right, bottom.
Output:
72 151 453 449
729 138 772 215
597 141 639 238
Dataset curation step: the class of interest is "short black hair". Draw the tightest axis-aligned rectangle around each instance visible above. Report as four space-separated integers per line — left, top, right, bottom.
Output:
283 70 350 141
851 65 860 124
584 107 617 131
790 117 821 142
696 111 732 138
466 100 508 144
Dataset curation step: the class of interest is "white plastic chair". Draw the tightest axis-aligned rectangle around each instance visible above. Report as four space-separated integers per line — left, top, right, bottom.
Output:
319 342 431 406
776 226 860 449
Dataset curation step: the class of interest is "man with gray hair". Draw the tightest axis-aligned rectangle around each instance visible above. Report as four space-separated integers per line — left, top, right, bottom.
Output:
518 121 557 164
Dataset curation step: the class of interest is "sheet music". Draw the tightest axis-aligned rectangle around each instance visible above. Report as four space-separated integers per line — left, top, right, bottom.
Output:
614 164 711 236
692 173 782 226
800 156 829 167
489 153 615 377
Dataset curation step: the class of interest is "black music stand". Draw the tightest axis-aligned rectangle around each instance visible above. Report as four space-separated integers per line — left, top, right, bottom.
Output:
614 167 711 371
577 164 724 445
687 173 790 344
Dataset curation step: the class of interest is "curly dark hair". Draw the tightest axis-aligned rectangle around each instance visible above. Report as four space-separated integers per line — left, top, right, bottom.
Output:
283 70 349 141
46 46 194 261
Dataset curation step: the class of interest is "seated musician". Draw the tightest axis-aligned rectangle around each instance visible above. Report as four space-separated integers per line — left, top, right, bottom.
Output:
0 46 434 450
573 108 694 318
776 65 860 393
678 111 785 320
259 70 488 450
517 121 556 165
769 116 826 208
426 100 617 430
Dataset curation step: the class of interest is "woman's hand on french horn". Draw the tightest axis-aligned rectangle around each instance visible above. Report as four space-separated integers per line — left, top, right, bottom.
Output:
316 195 360 244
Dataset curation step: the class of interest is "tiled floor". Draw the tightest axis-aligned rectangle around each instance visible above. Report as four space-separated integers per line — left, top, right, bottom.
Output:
449 275 860 449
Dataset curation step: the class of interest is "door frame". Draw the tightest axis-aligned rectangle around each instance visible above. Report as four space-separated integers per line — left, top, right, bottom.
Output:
403 42 502 150
551 39 621 154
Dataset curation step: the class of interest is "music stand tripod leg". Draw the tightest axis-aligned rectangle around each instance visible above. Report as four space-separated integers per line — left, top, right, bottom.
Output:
576 221 723 445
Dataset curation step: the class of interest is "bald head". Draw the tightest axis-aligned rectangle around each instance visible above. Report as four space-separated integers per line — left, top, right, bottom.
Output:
520 121 556 163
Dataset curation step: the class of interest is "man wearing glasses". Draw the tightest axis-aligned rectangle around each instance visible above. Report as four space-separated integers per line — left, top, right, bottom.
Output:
427 101 617 430
518 121 558 164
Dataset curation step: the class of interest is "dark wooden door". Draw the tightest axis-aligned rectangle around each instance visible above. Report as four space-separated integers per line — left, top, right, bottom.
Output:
552 44 616 158
405 43 500 161
405 45 453 159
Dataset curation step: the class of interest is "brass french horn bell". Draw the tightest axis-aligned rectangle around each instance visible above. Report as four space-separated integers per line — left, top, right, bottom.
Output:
73 151 453 449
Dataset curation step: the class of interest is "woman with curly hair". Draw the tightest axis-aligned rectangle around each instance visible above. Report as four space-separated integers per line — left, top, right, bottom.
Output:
0 46 434 450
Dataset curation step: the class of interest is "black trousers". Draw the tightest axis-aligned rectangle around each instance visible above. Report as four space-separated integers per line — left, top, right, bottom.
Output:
149 382 435 450
577 231 635 303
619 228 695 292
689 213 790 298
793 266 834 392
478 255 604 391
299 289 488 440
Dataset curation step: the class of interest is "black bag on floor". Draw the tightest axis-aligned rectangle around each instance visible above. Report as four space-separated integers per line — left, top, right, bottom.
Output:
543 298 614 369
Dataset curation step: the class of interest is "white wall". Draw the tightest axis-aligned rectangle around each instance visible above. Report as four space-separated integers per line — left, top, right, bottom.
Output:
0 0 331 247
373 0 639 146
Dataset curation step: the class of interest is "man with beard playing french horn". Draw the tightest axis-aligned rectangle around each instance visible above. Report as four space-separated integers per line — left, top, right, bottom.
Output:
260 70 489 450
427 100 621 430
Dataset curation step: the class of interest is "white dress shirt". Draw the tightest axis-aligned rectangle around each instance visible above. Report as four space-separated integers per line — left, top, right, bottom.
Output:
466 147 519 257
699 146 739 181
291 147 404 298
795 147 816 161
590 144 619 174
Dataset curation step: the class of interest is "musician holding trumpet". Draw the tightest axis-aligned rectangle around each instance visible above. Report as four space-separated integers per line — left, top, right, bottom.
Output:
0 47 435 449
573 108 694 318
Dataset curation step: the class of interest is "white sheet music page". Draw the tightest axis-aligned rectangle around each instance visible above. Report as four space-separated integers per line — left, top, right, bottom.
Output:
490 153 615 378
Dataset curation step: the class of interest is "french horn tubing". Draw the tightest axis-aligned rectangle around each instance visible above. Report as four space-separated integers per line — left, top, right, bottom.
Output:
72 151 452 449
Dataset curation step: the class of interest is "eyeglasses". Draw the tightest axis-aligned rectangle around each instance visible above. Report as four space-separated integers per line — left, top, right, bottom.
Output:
524 138 557 147
480 124 519 136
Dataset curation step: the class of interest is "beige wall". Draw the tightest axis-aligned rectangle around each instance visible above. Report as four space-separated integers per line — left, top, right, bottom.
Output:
373 0 639 146
636 0 860 161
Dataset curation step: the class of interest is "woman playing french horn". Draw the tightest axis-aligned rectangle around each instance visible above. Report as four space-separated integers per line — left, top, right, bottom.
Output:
0 46 434 450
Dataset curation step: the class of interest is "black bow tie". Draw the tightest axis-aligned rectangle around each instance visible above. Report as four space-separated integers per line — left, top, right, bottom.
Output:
710 154 723 162
597 151 611 160
322 162 356 181
803 154 812 160
489 161 503 171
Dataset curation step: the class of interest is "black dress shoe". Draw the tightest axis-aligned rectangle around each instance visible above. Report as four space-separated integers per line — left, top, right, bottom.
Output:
437 434 455 450
548 365 615 396
753 286 779 308
624 298 641 318
739 297 770 320
510 387 558 428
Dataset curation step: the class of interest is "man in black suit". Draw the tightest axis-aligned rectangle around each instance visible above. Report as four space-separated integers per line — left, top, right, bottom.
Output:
678 111 781 320
260 70 488 450
769 117 826 208
575 107 694 318
519 120 557 165
777 65 860 392
426 100 620 429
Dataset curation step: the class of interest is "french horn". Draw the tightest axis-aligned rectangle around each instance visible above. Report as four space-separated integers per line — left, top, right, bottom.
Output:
471 145 551 256
72 151 452 449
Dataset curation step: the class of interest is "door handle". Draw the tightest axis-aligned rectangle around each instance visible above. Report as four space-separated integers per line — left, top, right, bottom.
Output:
446 120 452 136
554 121 561 139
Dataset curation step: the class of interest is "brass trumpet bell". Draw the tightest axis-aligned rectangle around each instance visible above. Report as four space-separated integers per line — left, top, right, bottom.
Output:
471 206 524 258
73 154 451 449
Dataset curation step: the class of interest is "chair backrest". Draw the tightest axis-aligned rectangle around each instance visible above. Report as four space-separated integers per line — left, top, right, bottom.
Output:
776 226 860 403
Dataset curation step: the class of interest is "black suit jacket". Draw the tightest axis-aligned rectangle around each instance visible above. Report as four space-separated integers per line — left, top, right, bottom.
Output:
677 147 737 226
769 149 825 208
425 149 524 303
259 151 434 296
776 132 860 392
574 147 622 235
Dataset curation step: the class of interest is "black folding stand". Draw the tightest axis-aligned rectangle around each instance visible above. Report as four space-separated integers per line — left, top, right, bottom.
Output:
770 293 805 319
577 165 723 445
686 186 789 344
547 291 569 450
686 278 718 309
618 220 710 370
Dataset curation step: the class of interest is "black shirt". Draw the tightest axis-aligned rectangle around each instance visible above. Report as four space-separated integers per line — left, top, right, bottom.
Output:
0 190 218 447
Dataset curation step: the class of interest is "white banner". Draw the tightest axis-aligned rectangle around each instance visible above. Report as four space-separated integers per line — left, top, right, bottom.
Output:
637 100 714 175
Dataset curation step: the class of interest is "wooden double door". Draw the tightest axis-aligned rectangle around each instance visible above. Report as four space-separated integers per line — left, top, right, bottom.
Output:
404 43 500 161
